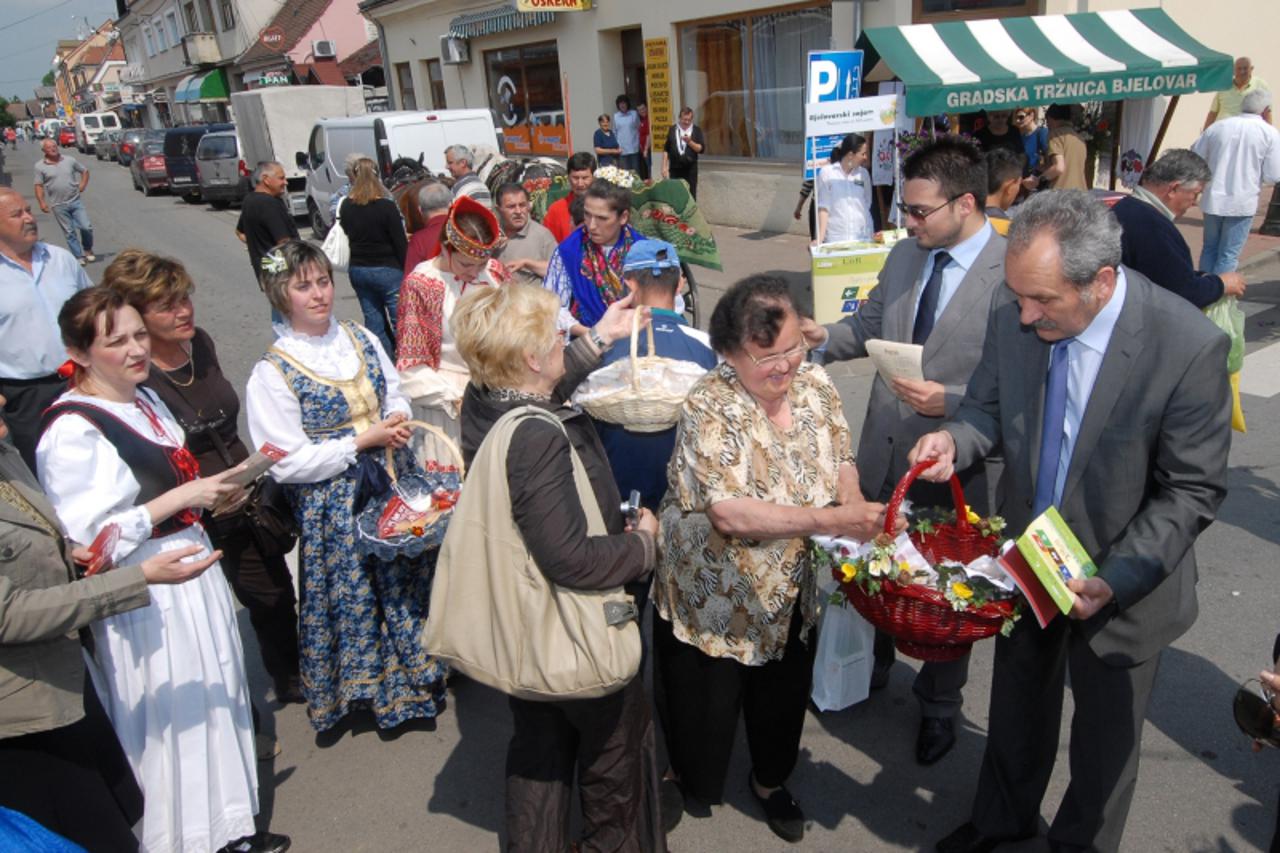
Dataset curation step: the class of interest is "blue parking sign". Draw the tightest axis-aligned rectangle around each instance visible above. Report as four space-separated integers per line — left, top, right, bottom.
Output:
807 50 863 104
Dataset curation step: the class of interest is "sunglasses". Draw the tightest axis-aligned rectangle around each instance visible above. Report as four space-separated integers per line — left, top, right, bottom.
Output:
1233 679 1280 748
896 194 964 221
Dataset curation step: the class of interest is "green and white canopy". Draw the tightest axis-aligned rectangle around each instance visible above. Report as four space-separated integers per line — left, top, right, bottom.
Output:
856 8 1231 117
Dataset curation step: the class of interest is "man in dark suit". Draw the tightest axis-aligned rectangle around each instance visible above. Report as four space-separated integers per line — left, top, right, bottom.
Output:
802 136 1005 766
910 190 1231 853
1112 148 1247 308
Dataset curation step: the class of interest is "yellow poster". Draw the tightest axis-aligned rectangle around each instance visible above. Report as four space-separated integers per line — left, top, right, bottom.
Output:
644 38 673 135
515 0 591 10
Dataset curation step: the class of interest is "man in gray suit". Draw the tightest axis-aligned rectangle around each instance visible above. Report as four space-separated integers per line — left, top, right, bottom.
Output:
802 136 1005 766
910 191 1230 853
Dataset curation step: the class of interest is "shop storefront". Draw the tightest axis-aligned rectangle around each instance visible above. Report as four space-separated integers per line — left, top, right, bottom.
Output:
485 41 567 155
173 67 231 123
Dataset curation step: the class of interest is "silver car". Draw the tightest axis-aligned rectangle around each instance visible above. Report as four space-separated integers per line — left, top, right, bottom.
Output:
194 130 249 209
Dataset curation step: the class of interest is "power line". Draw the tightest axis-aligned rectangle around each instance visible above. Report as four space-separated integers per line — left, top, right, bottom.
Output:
0 0 79 33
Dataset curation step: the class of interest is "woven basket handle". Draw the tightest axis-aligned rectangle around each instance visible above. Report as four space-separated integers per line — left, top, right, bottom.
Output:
382 418 466 483
627 310 657 392
884 459 970 537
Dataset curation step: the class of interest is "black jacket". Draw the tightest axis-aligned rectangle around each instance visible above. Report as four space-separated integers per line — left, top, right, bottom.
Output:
459 337 654 592
1114 195 1225 309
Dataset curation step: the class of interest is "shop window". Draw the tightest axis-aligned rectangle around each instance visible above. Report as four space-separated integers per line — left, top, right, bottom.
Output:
427 59 446 110
678 3 831 160
396 63 417 111
484 41 567 157
913 0 1034 23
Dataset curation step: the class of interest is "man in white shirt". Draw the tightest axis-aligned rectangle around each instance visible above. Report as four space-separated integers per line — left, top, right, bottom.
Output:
1191 88 1280 273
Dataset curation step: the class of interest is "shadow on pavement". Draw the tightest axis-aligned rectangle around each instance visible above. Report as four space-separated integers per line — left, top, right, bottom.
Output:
426 675 511 837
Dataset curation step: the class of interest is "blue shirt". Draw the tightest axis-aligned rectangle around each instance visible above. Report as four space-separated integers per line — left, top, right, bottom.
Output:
1023 125 1050 172
613 110 640 156
1048 269 1127 505
592 310 717 509
593 129 620 168
0 242 92 379
912 221 995 328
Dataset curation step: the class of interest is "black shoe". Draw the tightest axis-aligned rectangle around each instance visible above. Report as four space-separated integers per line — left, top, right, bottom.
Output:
870 661 893 690
221 832 292 853
747 771 804 843
936 822 1035 853
273 676 304 705
916 716 956 766
660 777 685 834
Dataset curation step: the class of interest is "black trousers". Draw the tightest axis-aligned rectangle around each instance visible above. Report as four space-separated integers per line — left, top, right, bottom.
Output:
505 676 664 853
971 615 1161 853
0 374 66 473
653 608 815 804
0 677 143 853
670 164 698 200
205 513 300 687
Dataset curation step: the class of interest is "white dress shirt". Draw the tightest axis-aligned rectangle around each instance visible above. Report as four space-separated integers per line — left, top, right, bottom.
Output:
816 163 873 243
0 242 92 379
1191 114 1280 217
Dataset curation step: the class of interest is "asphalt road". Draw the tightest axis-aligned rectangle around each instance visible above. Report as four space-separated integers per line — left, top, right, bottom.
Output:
7 141 1280 852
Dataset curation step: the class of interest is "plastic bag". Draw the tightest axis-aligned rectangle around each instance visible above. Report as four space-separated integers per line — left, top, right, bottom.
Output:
1204 296 1245 374
810 599 876 712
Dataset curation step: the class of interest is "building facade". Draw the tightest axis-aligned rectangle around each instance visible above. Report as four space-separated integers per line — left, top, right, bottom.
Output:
359 0 1275 234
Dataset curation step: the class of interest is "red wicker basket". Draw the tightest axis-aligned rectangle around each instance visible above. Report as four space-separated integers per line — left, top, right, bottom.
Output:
837 460 1017 662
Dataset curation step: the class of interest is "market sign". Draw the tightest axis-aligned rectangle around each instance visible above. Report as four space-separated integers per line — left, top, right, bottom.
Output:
515 0 591 9
644 38 672 134
855 8 1232 117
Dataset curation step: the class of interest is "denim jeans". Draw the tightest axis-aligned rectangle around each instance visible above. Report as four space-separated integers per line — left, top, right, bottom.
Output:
1199 213 1253 274
347 264 402 356
619 153 641 173
51 198 93 259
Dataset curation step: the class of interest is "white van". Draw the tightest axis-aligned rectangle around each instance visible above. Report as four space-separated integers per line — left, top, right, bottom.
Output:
75 111 121 154
297 109 499 236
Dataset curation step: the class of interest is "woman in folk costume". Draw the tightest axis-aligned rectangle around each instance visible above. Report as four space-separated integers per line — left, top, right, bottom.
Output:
395 196 510 455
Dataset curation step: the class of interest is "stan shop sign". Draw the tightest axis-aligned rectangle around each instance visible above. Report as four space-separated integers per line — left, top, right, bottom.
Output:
940 72 1199 111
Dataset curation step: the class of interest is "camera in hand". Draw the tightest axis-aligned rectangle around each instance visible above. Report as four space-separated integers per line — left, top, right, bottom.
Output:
620 489 642 525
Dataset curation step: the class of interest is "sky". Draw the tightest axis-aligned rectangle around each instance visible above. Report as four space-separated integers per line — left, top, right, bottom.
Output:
0 0 120 102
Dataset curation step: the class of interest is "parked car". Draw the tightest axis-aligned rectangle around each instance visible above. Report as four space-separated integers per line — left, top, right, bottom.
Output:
74 111 121 154
117 129 147 167
163 123 233 204
57 127 76 147
195 130 250 209
131 139 169 196
95 130 122 161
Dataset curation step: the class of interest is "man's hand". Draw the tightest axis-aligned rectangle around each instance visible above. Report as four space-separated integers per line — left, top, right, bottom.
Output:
140 545 222 584
39 204 49 214
593 291 649 346
1066 576 1114 620
907 431 956 481
890 378 947 417
1220 272 1247 298
798 316 829 350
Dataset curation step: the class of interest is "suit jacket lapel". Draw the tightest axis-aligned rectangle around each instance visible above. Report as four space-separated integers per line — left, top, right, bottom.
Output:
1024 327 1052 490
887 243 928 342
1061 273 1146 506
925 238 1005 359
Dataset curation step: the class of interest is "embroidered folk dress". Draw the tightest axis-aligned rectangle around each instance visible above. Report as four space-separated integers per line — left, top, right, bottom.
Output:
36 388 258 853
653 362 854 666
244 319 447 732
396 257 508 457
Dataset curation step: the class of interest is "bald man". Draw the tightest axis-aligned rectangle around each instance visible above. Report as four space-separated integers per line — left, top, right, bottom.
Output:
0 188 91 469
1205 57 1272 128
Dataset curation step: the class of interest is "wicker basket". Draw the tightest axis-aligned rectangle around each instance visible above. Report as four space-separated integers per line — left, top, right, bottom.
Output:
839 460 1017 662
575 313 697 433
355 420 466 561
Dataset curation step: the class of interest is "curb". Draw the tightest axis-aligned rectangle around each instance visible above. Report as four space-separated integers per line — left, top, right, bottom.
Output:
1239 243 1280 274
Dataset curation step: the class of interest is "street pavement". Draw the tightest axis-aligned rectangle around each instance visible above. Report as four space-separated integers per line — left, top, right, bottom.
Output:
7 141 1280 852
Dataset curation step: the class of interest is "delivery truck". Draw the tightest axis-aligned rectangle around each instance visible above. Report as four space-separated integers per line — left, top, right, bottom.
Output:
230 86 365 217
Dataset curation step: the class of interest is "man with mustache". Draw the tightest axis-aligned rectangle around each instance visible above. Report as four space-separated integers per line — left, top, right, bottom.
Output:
0 187 91 470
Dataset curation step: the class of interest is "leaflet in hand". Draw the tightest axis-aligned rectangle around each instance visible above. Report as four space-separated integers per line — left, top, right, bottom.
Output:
997 507 1097 628
866 339 924 382
224 443 288 487
83 523 120 577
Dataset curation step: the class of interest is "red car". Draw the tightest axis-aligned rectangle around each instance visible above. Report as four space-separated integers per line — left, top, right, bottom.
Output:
57 127 76 147
130 140 169 196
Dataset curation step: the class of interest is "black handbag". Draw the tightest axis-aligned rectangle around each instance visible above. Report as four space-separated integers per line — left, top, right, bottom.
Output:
208 430 298 558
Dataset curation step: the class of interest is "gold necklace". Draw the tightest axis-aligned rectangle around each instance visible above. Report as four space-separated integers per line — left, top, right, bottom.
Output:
156 342 195 387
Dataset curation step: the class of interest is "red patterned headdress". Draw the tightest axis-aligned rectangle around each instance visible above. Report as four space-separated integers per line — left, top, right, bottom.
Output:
437 195 502 260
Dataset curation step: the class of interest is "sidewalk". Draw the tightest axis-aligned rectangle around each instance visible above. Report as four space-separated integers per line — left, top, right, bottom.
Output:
694 188 1280 327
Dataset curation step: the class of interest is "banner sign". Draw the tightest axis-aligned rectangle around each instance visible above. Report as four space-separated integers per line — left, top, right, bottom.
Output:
805 50 863 180
915 71 1224 117
644 38 673 136
516 0 591 10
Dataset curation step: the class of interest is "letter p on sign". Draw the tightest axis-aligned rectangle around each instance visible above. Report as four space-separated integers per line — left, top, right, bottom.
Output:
810 60 839 102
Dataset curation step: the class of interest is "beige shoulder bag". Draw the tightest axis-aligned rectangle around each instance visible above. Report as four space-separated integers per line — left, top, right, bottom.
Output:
421 405 642 700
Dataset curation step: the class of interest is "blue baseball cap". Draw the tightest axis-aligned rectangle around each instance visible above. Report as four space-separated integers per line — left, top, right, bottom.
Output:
622 239 681 275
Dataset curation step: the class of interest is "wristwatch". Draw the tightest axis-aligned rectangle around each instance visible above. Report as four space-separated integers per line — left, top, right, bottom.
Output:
588 326 607 352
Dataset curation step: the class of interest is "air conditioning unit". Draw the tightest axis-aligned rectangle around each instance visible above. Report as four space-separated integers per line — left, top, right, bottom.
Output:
440 35 469 65
313 39 337 59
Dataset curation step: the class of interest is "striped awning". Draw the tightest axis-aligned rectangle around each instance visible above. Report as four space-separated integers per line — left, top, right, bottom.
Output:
856 8 1231 117
448 3 555 39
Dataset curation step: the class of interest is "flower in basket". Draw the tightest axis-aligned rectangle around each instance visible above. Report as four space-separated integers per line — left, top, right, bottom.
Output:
594 165 638 188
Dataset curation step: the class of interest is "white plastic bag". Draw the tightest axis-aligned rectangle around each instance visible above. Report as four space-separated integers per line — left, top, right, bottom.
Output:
810 598 875 712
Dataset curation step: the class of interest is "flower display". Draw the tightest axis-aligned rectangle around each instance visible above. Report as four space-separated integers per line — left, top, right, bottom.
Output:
594 165 638 188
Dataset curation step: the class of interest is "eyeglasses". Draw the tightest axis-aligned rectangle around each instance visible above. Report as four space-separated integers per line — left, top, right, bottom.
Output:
896 195 964 221
744 341 809 369
1233 679 1280 748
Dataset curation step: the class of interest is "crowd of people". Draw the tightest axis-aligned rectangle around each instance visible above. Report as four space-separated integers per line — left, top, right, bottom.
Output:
0 73 1277 853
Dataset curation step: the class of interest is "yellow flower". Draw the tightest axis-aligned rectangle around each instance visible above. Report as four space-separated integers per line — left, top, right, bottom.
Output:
951 581 974 600
840 562 857 583
965 506 981 524
897 560 911 575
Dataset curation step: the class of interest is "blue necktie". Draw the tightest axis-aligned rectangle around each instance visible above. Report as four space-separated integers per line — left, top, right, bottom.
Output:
912 250 952 345
1032 339 1073 517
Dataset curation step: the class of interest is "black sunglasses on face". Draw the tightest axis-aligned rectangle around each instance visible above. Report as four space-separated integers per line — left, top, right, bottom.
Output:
1233 678 1280 748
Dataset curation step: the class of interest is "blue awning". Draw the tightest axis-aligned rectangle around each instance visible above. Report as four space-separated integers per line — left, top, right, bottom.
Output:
448 3 555 38
173 73 200 103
